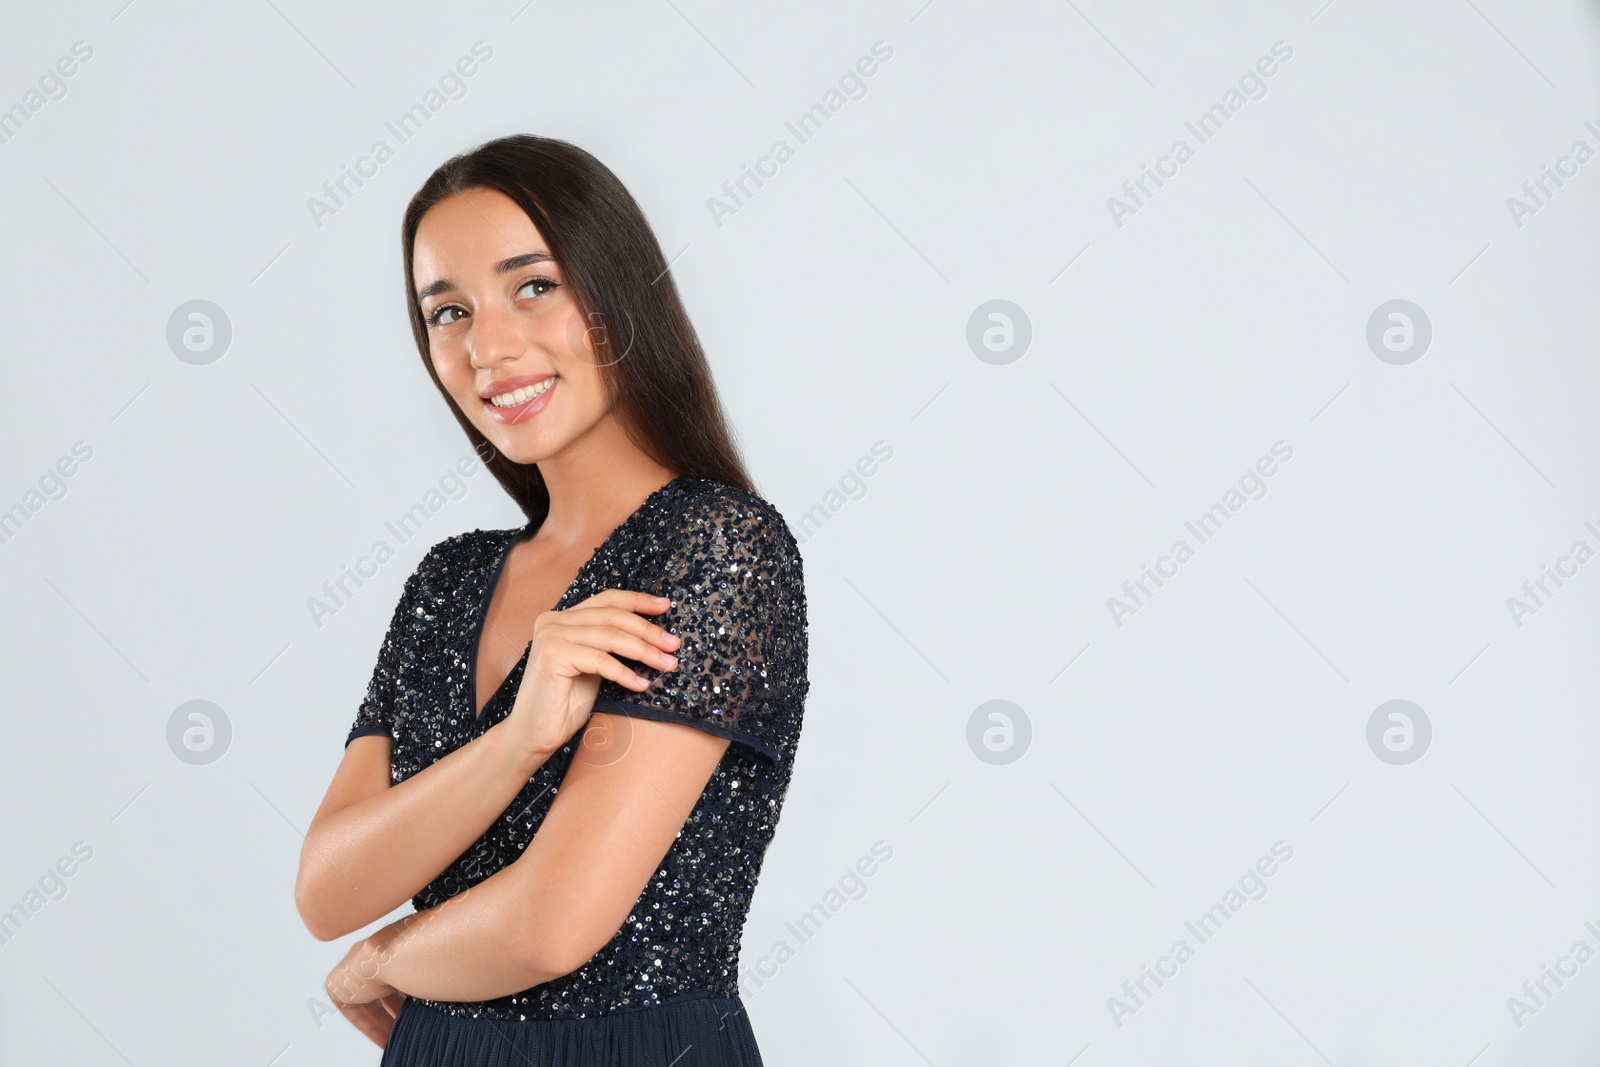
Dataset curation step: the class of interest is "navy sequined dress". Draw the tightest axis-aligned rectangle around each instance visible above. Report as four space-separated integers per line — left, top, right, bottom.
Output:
343 476 809 1067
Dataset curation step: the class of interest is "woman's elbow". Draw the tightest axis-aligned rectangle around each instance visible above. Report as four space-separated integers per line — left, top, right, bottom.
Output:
294 868 351 942
298 907 344 943
520 925 603 981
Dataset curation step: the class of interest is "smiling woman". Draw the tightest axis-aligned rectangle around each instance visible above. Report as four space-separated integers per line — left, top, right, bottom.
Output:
293 135 810 1067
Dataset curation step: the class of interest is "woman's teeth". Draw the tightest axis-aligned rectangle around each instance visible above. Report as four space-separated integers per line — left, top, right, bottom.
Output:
490 378 554 407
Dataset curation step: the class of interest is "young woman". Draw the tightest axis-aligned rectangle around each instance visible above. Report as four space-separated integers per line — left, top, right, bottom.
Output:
294 135 809 1067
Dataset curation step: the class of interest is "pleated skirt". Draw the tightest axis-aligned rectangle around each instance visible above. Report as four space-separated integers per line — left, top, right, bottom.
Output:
379 993 766 1067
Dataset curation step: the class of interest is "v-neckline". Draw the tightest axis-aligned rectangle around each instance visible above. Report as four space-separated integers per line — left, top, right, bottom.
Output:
466 475 686 723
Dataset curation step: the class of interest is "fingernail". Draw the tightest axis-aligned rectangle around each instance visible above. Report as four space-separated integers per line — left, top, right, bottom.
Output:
661 654 677 667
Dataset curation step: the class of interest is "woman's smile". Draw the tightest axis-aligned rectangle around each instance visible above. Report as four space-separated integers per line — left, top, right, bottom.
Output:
481 373 558 424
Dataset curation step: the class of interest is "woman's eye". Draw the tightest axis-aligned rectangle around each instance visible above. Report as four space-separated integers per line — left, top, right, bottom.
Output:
519 276 560 300
428 305 465 327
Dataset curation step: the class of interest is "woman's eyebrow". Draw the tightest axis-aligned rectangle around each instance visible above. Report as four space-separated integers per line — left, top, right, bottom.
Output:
415 251 556 303
493 251 553 275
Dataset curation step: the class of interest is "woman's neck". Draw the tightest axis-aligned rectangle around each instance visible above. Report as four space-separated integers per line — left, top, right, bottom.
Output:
535 416 677 549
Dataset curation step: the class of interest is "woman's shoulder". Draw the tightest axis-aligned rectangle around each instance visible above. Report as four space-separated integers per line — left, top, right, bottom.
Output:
409 523 527 583
663 476 801 558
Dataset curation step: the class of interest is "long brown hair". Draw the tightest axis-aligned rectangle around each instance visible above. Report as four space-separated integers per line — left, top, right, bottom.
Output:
401 134 754 527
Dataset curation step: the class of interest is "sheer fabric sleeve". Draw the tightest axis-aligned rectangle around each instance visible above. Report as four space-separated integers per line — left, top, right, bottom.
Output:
593 491 809 763
344 553 430 748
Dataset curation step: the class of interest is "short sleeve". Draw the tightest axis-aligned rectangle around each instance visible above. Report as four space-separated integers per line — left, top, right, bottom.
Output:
592 491 809 763
344 553 431 748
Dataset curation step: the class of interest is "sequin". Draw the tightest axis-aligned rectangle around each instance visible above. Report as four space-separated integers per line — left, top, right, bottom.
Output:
344 476 809 1020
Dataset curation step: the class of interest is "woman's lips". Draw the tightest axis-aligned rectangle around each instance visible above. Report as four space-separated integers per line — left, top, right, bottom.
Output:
482 376 557 424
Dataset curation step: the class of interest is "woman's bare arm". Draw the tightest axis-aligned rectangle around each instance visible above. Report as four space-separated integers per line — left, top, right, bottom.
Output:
295 588 683 941
294 724 552 941
331 712 730 1001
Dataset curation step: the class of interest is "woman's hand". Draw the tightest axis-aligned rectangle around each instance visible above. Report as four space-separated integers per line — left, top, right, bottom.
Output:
505 589 682 758
325 938 406 1048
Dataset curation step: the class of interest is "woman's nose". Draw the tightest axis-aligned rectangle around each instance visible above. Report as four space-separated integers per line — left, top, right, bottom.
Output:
469 305 523 369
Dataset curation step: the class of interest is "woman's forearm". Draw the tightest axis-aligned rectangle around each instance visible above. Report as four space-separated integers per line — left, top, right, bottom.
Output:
363 870 564 1002
348 716 729 1004
296 721 552 941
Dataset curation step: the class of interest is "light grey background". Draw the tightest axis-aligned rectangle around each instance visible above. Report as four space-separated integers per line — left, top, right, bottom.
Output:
2 0 1598 1063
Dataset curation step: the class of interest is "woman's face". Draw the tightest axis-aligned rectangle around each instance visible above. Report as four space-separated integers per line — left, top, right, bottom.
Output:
411 186 612 466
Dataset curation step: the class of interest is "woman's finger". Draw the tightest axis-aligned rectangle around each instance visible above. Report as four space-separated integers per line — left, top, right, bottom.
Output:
577 588 672 616
552 624 681 672
554 643 658 691
546 603 682 651
338 1000 392 1048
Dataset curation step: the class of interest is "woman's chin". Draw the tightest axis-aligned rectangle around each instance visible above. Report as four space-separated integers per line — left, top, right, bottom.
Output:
482 427 568 467
484 437 551 466
473 406 607 468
